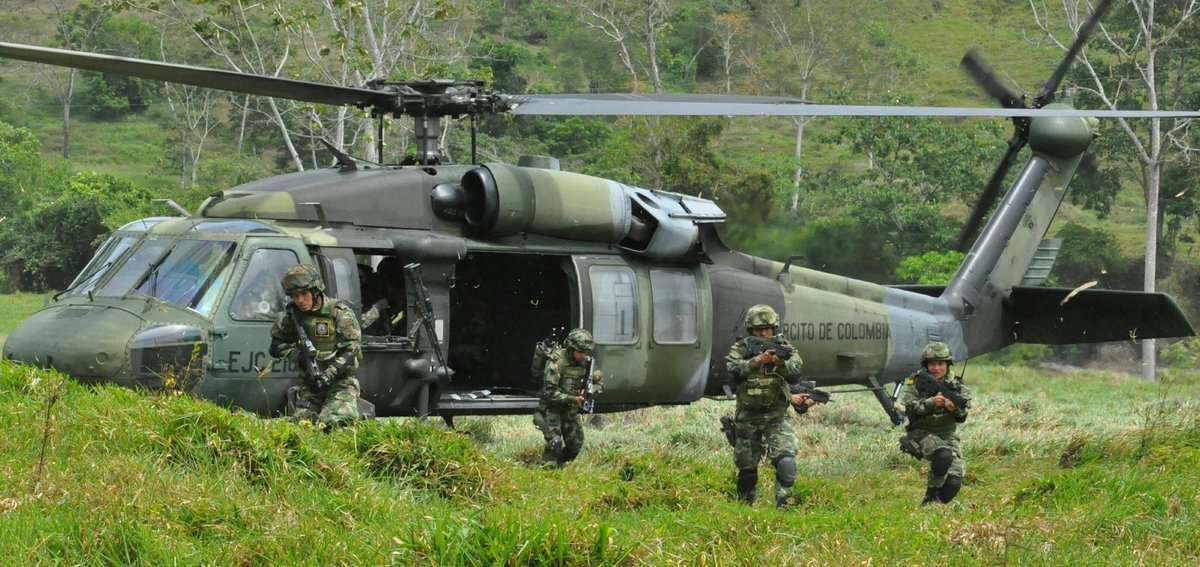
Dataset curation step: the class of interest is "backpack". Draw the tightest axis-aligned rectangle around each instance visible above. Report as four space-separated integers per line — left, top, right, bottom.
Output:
530 338 561 380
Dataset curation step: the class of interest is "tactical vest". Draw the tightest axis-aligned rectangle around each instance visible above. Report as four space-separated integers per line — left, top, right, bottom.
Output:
556 356 590 396
299 303 340 357
737 370 788 411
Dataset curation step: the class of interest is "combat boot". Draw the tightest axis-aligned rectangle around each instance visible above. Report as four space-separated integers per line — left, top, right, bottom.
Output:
736 469 758 504
774 482 793 509
921 487 940 506
939 475 963 503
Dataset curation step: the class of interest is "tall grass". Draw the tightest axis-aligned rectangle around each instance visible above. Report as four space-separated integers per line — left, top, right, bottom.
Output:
1 359 1198 564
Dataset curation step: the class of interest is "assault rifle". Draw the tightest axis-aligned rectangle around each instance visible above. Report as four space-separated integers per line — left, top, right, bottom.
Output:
403 263 452 382
290 305 327 390
581 356 600 413
744 335 797 361
791 380 832 412
914 371 969 411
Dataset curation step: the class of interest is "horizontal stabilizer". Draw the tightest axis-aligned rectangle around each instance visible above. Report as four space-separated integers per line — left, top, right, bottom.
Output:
1009 287 1194 344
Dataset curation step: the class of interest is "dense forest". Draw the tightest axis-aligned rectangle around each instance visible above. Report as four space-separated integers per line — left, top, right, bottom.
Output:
1 0 1199 367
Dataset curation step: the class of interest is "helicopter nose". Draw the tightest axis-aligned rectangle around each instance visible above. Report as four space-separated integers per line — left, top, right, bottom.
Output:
3 304 144 385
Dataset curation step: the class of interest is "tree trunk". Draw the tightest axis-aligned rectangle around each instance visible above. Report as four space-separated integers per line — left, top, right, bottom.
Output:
645 9 663 93
237 95 249 155
1141 158 1161 381
267 97 304 171
62 69 75 160
790 119 808 212
789 84 811 212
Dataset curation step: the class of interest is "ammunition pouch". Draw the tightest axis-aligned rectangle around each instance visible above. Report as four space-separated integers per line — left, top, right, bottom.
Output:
738 374 786 411
898 435 923 460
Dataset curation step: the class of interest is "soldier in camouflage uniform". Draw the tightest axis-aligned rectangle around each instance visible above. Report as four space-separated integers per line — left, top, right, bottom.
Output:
898 341 971 505
535 328 603 466
725 304 814 508
269 264 363 428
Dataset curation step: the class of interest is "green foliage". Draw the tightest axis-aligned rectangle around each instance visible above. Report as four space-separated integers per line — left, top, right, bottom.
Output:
1050 222 1140 288
974 343 1052 366
0 167 153 292
1162 338 1200 368
895 250 966 284
0 122 45 211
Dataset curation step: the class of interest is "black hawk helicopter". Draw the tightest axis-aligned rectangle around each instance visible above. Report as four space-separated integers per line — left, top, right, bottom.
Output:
2 0 1195 424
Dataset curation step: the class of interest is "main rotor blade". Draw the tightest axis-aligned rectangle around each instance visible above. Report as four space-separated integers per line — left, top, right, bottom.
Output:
960 49 1025 109
1036 0 1115 106
507 95 1200 118
956 135 1027 251
0 42 390 109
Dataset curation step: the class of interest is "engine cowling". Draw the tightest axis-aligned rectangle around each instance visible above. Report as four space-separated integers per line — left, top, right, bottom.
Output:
451 163 725 260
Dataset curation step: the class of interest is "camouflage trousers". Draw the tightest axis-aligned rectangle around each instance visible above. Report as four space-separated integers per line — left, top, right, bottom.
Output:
903 429 965 488
288 377 361 428
534 405 584 464
733 413 798 470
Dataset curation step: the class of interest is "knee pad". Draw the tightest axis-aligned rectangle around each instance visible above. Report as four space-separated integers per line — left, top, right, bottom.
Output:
931 448 954 478
939 475 962 503
772 455 797 488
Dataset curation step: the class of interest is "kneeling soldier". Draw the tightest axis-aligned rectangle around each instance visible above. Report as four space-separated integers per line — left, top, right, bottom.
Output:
725 304 814 508
899 341 971 505
270 264 363 428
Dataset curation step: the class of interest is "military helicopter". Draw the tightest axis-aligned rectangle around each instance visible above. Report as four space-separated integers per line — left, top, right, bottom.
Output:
2 0 1196 424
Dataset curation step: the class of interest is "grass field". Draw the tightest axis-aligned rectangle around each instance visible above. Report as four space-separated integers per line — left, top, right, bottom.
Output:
0 357 1197 565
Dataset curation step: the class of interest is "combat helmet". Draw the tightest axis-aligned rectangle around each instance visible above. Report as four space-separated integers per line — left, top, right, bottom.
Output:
564 328 595 354
281 264 325 294
922 341 953 364
745 304 780 332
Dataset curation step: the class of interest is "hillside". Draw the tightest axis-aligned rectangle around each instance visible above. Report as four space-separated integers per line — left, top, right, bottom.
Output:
1 359 1197 564
0 0 1180 260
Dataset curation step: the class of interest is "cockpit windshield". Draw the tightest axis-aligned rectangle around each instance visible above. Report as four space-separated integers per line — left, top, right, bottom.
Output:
94 237 236 314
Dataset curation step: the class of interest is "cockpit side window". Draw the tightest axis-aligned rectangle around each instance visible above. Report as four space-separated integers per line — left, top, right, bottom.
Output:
229 248 300 321
67 235 136 296
134 240 236 310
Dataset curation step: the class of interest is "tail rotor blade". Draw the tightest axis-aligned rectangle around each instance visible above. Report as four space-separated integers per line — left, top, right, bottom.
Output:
956 135 1027 251
1035 0 1116 106
960 49 1025 109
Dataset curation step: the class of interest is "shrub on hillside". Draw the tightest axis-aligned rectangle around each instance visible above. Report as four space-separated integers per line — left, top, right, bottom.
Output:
351 421 498 499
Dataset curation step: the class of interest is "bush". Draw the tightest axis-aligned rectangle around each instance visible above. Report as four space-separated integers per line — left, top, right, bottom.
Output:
350 420 499 499
895 250 965 284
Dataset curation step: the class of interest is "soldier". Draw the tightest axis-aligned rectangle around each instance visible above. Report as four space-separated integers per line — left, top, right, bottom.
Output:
269 264 363 428
535 328 602 467
725 304 813 508
898 341 971 505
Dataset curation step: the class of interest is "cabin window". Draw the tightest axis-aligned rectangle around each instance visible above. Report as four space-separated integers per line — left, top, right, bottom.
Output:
317 247 362 311
229 248 299 321
589 265 639 344
650 269 698 344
